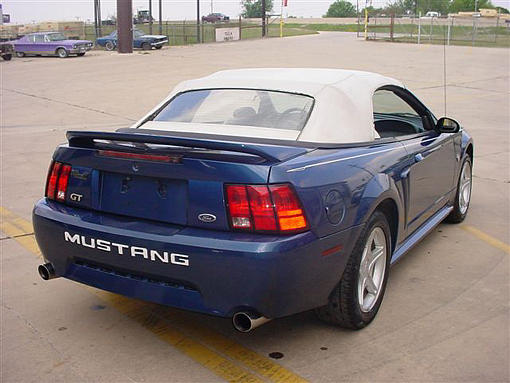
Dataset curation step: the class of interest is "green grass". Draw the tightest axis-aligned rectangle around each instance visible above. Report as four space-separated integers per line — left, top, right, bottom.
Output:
284 22 510 48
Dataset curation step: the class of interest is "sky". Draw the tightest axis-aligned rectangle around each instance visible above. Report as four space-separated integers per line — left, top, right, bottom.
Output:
2 0 510 24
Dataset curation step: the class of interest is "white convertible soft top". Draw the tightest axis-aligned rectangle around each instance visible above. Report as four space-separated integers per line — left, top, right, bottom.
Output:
135 68 404 143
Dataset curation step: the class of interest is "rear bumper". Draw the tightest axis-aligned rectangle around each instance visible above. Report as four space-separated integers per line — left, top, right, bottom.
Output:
33 199 362 318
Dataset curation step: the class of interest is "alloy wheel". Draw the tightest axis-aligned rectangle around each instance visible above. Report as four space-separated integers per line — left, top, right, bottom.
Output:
358 226 387 313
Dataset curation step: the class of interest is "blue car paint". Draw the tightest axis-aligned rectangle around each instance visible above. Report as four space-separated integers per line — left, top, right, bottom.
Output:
32 126 473 319
96 30 167 50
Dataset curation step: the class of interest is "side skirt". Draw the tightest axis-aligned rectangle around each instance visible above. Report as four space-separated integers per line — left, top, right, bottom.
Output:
391 205 453 264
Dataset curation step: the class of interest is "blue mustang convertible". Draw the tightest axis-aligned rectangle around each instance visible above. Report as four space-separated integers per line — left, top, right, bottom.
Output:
33 69 473 332
96 29 168 51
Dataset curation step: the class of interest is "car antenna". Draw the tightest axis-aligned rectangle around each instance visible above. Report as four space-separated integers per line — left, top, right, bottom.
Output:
443 23 447 116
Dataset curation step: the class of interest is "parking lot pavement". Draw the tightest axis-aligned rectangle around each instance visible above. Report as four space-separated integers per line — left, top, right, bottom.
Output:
1 32 508 382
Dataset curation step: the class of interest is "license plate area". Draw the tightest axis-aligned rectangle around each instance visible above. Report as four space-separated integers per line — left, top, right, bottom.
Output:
100 172 187 225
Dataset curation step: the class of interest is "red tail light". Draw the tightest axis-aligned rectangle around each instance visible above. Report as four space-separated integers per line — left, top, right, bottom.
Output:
225 184 308 234
45 161 71 202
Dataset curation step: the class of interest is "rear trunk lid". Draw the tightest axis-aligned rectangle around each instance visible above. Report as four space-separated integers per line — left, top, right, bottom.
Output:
54 129 311 231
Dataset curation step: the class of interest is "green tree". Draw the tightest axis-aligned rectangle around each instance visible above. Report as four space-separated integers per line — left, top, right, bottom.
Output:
384 0 450 16
242 0 273 18
449 0 495 12
324 1 357 17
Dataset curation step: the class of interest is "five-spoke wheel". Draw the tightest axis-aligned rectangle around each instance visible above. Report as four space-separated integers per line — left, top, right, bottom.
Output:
358 227 387 313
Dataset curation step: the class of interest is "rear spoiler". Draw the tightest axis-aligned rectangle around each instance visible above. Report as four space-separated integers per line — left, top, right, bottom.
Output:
66 130 311 164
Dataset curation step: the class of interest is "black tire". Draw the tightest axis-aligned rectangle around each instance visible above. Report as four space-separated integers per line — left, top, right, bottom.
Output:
105 41 115 51
57 48 68 58
2 54 12 61
77 52 86 57
315 211 392 329
142 42 151 51
155 45 163 49
15 51 25 58
446 156 472 223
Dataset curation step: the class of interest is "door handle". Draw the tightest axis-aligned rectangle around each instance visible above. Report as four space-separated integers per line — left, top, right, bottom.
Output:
414 153 424 162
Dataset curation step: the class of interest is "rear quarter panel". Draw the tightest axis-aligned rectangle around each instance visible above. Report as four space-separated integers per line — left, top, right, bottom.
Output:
270 141 409 243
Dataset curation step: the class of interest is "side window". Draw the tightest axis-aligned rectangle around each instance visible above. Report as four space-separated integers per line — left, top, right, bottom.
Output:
373 89 425 138
34 34 45 43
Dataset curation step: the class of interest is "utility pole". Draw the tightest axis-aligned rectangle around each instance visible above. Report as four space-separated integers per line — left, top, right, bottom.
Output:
149 0 153 34
117 0 133 53
97 0 102 36
414 0 418 17
94 0 98 38
211 0 213 14
261 0 266 37
474 0 479 12
159 0 162 34
196 0 201 43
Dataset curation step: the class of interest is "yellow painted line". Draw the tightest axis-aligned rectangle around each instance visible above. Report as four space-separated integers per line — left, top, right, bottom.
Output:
93 291 263 383
153 309 307 383
461 225 510 254
0 206 307 383
97 291 307 383
0 206 34 234
0 209 41 256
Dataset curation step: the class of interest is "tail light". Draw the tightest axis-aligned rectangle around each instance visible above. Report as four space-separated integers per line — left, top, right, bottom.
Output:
45 161 71 201
225 183 308 234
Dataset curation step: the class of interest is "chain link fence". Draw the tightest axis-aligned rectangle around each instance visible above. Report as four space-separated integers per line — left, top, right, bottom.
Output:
364 15 510 47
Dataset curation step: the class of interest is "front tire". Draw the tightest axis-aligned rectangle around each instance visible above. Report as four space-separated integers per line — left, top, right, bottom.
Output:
446 156 472 223
15 51 25 58
155 45 163 49
105 41 115 51
315 211 391 329
77 52 86 57
57 48 68 58
2 54 12 61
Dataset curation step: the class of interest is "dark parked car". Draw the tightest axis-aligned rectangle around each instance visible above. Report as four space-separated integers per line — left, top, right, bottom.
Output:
33 69 473 333
96 29 168 51
1 42 13 60
202 13 230 23
13 32 93 58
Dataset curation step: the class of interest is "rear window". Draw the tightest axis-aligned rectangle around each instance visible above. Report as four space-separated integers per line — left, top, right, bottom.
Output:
153 89 314 131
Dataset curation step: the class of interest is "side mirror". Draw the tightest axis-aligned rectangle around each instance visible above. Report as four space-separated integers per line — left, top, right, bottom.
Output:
436 117 461 133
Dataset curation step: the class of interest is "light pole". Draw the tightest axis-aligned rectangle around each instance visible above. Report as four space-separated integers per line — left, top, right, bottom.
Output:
197 0 201 43
149 0 153 34
262 0 266 37
159 0 162 35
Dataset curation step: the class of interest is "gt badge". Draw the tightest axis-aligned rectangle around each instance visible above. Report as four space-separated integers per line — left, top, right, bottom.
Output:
70 193 83 202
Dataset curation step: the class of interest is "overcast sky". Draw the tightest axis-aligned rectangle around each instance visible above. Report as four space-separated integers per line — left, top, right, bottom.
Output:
2 0 510 24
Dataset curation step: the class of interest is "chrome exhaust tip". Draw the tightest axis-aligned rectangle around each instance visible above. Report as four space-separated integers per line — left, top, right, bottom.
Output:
38 263 57 280
232 311 271 333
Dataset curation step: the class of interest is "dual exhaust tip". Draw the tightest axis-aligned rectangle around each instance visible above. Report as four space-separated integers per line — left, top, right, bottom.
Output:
38 263 269 332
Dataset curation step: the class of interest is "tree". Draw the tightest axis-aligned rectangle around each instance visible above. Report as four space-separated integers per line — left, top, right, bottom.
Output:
242 0 273 18
324 1 357 17
384 0 449 16
449 0 495 12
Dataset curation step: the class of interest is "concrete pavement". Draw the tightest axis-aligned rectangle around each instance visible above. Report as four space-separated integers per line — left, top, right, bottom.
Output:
1 32 509 382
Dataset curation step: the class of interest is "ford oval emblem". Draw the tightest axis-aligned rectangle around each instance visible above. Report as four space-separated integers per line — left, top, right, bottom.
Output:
198 213 217 223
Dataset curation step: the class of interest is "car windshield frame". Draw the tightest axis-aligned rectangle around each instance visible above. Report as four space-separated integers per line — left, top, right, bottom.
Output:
149 88 316 132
